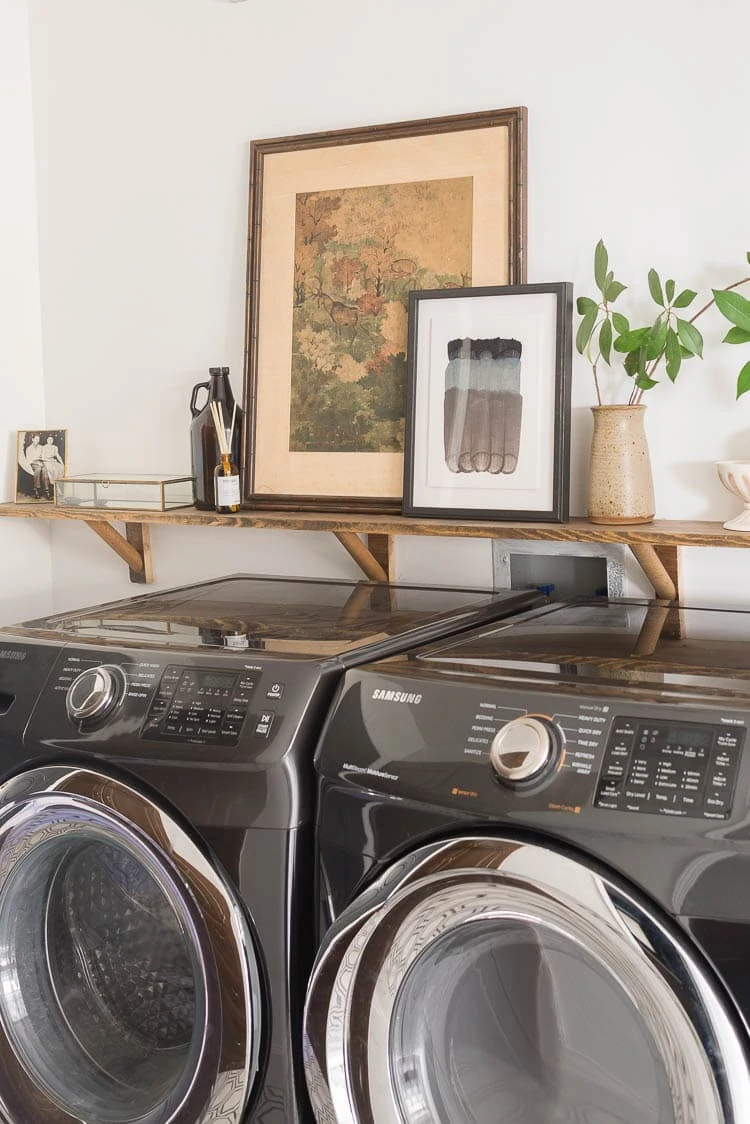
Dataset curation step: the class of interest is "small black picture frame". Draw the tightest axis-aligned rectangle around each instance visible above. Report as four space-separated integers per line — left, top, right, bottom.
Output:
15 429 69 504
403 283 572 522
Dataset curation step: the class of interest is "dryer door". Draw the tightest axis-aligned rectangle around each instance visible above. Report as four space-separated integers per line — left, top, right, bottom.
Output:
304 836 750 1124
0 764 263 1124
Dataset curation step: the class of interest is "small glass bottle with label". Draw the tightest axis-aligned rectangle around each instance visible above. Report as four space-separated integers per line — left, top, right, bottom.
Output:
214 452 241 513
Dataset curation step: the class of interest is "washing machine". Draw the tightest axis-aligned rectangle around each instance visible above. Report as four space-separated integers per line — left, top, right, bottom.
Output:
304 596 750 1123
0 574 542 1124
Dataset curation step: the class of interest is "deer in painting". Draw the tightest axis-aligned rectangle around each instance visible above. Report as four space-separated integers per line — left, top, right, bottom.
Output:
389 258 418 292
310 279 359 340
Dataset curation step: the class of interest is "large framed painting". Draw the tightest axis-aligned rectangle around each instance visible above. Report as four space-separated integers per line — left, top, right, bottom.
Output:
403 284 573 522
241 107 527 511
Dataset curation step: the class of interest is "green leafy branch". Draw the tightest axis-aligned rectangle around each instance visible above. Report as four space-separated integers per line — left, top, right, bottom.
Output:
712 279 750 399
576 240 750 404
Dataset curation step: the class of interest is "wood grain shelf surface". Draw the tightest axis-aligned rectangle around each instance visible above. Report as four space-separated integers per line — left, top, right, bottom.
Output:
0 504 747 547
0 502 745 596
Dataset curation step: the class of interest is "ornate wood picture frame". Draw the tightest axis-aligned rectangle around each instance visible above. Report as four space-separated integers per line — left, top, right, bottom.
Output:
241 107 527 511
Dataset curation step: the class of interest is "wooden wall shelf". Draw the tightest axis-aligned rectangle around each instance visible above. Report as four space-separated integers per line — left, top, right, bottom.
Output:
1 502 748 600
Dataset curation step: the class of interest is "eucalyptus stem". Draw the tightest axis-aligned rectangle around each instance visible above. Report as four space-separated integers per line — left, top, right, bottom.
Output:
592 351 603 406
688 276 750 324
584 318 605 406
592 303 609 406
592 362 602 406
632 275 750 405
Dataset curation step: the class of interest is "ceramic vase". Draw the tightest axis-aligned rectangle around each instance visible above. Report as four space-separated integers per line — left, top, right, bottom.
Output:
716 460 750 530
588 404 655 525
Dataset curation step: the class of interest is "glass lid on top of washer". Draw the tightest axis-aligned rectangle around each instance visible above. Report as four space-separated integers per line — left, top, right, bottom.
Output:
408 597 750 694
15 574 543 660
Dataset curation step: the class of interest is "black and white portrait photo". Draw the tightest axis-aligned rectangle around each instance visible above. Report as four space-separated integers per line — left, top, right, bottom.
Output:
15 429 68 503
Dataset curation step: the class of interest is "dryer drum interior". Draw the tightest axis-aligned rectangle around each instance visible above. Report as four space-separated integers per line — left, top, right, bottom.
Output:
304 837 750 1124
0 765 262 1124
24 837 198 1106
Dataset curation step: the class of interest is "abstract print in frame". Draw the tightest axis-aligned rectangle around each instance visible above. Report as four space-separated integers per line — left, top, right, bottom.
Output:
242 108 527 510
403 284 573 522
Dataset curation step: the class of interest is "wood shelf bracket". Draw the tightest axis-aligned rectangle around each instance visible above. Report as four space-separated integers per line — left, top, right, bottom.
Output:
84 520 153 584
333 531 390 582
629 544 678 601
366 533 394 581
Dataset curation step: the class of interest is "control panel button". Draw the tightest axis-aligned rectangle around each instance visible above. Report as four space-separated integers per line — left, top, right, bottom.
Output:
266 682 284 700
255 710 275 737
66 665 125 725
595 718 745 819
490 716 562 785
140 664 260 745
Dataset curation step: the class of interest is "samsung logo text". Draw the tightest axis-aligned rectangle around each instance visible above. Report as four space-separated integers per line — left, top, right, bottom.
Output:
371 689 422 705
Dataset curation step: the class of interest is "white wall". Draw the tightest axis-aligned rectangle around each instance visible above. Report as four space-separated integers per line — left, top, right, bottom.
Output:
20 0 750 613
0 0 53 623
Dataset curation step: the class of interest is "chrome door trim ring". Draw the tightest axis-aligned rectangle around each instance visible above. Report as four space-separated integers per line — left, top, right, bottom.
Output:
305 835 750 1124
0 764 263 1124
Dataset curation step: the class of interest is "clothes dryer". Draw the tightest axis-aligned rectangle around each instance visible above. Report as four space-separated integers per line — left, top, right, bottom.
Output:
0 574 541 1124
305 597 750 1123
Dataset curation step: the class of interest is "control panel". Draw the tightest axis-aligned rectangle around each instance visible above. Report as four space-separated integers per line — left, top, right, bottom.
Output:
43 649 297 750
324 670 750 824
595 718 744 820
461 695 606 782
140 665 259 745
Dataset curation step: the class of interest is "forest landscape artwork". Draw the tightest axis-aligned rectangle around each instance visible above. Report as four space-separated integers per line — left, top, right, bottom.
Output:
289 177 473 455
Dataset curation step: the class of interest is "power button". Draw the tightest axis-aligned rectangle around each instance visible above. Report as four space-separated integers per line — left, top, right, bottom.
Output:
266 682 284 700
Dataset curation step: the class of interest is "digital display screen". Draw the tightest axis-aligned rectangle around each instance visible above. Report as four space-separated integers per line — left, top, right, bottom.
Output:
664 726 713 749
193 671 237 690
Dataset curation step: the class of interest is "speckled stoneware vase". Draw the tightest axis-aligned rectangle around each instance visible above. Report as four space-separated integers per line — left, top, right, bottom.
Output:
588 405 655 525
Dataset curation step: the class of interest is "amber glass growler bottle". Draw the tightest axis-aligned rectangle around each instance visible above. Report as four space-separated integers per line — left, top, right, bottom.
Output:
189 367 243 509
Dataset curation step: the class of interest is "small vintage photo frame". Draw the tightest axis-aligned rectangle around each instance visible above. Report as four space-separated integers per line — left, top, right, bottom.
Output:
15 429 69 503
242 107 527 511
404 283 572 522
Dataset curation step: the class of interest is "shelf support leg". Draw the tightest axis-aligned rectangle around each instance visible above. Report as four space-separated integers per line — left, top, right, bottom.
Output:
366 534 393 581
334 532 389 582
629 544 678 601
125 522 154 584
84 520 154 584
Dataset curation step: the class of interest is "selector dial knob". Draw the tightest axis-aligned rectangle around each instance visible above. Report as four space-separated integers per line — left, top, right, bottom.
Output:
66 665 125 725
490 716 562 785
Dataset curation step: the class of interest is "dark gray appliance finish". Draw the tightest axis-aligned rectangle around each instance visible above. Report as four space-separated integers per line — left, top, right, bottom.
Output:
18 572 542 660
0 574 543 1124
304 598 750 1124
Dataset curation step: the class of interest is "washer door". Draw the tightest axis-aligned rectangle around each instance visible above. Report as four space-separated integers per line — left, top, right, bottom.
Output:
304 836 750 1124
0 764 263 1124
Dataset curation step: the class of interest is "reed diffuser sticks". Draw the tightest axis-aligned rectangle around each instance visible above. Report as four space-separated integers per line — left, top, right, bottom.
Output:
209 400 237 456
